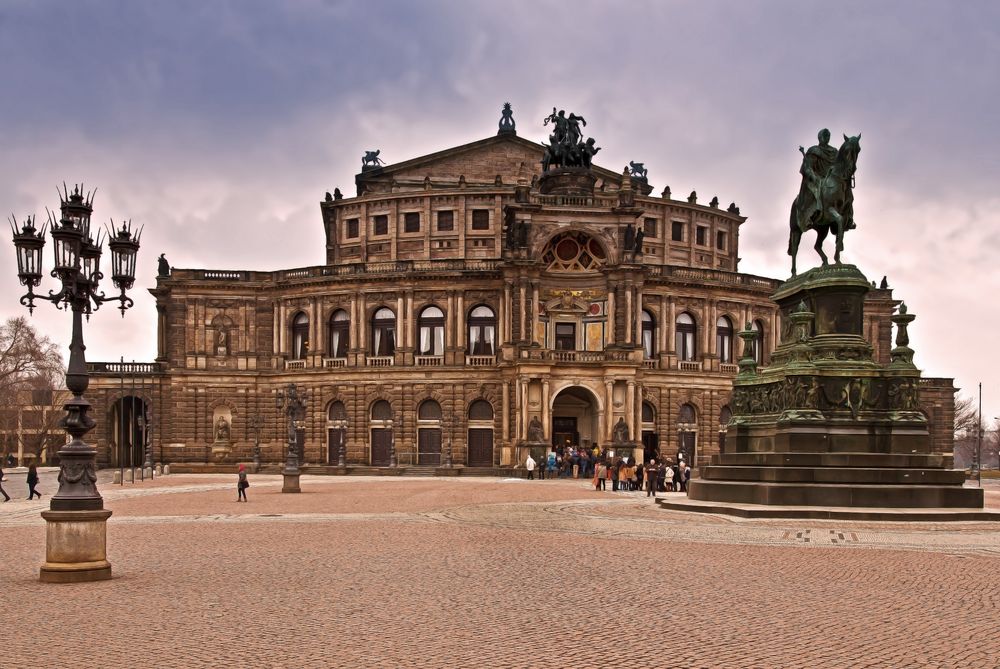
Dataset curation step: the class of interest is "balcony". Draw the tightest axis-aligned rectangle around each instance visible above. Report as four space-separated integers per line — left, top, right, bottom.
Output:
415 355 443 367
643 359 658 369
721 363 739 375
465 355 496 367
678 360 703 372
285 359 307 370
366 356 394 367
323 357 347 368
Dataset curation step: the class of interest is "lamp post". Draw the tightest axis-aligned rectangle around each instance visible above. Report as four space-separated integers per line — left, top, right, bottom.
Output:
248 414 263 470
388 414 398 468
9 184 141 583
276 384 307 493
334 419 347 467
443 414 453 468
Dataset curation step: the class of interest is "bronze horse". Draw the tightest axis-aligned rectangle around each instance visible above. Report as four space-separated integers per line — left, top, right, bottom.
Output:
788 135 860 275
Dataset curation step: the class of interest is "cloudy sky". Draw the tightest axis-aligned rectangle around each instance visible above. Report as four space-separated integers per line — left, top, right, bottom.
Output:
2 0 997 418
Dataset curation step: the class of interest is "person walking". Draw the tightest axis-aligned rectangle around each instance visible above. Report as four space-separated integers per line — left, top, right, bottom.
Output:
645 459 659 497
595 461 607 491
26 464 42 500
0 465 10 502
526 453 536 480
236 463 249 502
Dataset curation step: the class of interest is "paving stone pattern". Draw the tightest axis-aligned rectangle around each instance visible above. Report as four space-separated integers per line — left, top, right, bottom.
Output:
2 475 999 668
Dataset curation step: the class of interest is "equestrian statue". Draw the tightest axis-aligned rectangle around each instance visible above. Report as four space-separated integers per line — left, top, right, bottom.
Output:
788 129 861 275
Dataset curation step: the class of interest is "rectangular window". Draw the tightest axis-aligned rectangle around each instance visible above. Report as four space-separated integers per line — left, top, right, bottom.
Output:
404 212 420 233
346 218 359 239
373 215 388 236
436 210 454 231
555 323 576 351
644 218 657 238
716 230 727 251
471 209 490 230
671 221 684 242
696 226 707 246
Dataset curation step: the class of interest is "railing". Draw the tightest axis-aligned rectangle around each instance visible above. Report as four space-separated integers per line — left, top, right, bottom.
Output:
415 355 443 367
530 193 620 208
720 363 739 375
285 359 306 370
523 349 634 363
87 361 163 374
323 358 347 368
678 360 703 372
645 265 780 290
201 270 248 281
465 355 496 366
643 359 658 369
366 356 394 367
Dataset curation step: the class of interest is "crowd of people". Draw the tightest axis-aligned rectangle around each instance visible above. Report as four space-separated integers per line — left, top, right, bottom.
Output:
524 446 691 497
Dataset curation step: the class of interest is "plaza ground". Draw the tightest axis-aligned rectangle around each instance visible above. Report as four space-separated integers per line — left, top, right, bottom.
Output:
2 473 999 668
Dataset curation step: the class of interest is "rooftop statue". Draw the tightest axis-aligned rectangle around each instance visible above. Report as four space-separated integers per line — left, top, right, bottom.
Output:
541 107 600 171
628 161 648 180
362 150 385 170
788 129 861 275
498 102 516 135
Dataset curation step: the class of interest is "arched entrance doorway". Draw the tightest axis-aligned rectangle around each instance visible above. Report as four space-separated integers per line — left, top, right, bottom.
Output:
550 386 601 455
109 395 150 469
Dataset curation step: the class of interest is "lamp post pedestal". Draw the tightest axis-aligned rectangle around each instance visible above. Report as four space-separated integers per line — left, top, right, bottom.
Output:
39 509 113 583
282 442 301 493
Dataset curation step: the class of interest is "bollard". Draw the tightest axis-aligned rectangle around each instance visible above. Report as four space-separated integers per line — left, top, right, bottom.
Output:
163 464 170 475
126 469 134 483
155 464 162 476
113 471 122 484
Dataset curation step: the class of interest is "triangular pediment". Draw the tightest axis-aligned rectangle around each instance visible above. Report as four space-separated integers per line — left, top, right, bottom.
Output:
355 134 624 195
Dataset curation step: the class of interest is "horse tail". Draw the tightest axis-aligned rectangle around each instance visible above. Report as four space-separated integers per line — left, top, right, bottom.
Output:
788 201 799 256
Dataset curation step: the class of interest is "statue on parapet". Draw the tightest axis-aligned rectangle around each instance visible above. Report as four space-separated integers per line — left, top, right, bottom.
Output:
628 161 648 180
362 150 385 170
498 102 516 135
541 108 600 172
157 253 170 278
788 129 861 275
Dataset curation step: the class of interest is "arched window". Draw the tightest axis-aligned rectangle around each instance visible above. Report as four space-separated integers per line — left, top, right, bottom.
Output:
641 310 656 359
328 400 347 421
418 399 442 420
417 306 445 356
642 401 655 424
716 316 734 363
371 307 396 357
751 319 765 365
541 231 607 272
328 309 349 358
679 403 697 424
370 400 392 421
291 312 309 360
675 312 697 361
468 305 497 356
468 400 494 421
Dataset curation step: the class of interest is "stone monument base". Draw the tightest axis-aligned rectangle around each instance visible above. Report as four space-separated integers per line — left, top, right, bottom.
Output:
39 509 113 583
281 472 301 493
538 168 596 196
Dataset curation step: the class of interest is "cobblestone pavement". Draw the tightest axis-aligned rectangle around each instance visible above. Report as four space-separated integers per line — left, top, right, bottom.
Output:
3 475 999 668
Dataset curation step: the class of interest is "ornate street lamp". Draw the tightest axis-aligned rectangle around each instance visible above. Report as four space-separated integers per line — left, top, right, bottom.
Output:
333 419 347 467
9 184 141 583
443 414 453 468
388 413 398 468
276 384 307 492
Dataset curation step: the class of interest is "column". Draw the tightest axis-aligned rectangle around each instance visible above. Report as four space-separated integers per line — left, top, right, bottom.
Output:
272 301 280 355
311 298 320 359
709 300 718 357
633 383 642 441
518 279 527 342
607 284 616 345
531 281 540 345
701 301 711 359
541 379 550 440
456 292 465 350
668 296 676 353
405 291 414 349
634 286 643 346
446 292 455 349
659 294 669 354
604 380 614 441
278 302 286 354
519 378 528 440
358 294 367 355
501 381 510 442
349 295 358 350
624 283 633 344
397 295 405 355
626 381 636 439
502 281 512 344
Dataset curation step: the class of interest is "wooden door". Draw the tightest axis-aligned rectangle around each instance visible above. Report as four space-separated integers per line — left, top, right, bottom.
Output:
467 428 493 467
679 431 696 465
418 428 441 465
371 428 391 466
642 431 658 461
551 417 578 453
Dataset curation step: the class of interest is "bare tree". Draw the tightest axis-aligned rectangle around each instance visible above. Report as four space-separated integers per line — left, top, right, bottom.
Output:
952 394 987 470
0 317 66 464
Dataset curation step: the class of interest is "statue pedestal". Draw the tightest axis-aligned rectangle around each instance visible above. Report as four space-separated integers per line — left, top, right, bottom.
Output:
538 168 596 196
211 442 232 463
39 509 113 583
689 264 984 512
517 441 549 468
281 471 301 493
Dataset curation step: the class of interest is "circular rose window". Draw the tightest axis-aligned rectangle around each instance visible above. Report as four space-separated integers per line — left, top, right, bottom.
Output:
556 238 579 261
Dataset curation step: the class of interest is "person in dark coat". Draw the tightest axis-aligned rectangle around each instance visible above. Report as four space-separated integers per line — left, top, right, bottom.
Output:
237 463 249 502
0 465 10 502
644 459 659 497
27 464 42 500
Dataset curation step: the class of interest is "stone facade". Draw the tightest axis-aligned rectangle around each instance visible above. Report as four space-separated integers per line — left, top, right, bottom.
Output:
83 128 955 470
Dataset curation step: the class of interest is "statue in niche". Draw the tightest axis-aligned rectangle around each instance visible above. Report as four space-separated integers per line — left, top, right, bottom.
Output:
623 223 635 255
612 417 630 444
527 416 544 442
632 229 645 261
215 415 231 443
216 328 229 356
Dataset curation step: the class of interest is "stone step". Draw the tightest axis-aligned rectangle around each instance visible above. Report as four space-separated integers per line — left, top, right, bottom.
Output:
712 452 954 469
656 497 1000 521
687 479 984 508
701 465 966 486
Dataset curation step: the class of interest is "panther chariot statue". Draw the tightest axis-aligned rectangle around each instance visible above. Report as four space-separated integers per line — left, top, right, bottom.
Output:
788 129 861 275
541 108 600 171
